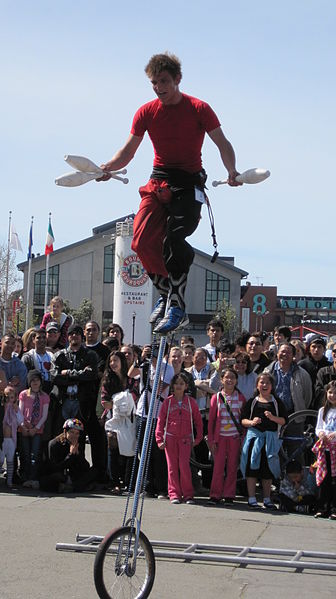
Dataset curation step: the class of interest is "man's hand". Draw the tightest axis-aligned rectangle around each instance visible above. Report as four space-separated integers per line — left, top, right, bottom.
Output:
227 170 242 187
96 165 112 182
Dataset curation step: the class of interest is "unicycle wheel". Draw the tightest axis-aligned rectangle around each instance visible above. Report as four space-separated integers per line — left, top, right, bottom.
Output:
94 526 155 599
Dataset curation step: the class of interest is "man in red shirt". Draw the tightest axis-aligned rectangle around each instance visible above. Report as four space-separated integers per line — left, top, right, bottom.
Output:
100 52 241 334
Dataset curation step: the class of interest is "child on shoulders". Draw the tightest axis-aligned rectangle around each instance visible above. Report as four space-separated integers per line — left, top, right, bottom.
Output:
40 296 73 349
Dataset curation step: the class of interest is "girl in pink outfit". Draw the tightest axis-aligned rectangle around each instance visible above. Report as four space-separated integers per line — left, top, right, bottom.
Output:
19 370 50 488
156 372 203 504
1 386 24 488
208 368 246 504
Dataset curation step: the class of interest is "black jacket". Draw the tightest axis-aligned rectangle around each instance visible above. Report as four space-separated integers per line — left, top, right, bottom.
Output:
50 345 98 408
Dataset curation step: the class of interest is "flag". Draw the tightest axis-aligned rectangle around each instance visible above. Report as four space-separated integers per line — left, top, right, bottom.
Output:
9 222 23 252
45 218 55 255
27 221 33 260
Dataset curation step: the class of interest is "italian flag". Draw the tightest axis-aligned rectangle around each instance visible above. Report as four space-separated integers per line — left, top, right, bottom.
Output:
45 218 55 255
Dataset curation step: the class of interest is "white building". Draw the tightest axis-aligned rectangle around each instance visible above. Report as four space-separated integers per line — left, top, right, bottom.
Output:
17 215 248 345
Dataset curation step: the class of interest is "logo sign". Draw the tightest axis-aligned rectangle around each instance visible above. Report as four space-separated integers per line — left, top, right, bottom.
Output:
120 254 148 287
252 293 267 315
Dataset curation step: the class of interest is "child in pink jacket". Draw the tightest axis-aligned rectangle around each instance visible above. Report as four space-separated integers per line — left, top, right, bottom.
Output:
208 367 246 504
156 372 203 504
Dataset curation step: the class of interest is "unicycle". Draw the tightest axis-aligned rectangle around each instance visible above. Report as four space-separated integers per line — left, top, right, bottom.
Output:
94 335 167 598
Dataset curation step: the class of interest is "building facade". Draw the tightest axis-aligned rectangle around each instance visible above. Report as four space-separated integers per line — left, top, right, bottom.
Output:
17 215 248 345
240 283 336 338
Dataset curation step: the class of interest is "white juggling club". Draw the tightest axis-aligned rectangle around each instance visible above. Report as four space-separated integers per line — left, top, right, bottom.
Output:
55 154 129 186
212 168 270 187
64 154 103 173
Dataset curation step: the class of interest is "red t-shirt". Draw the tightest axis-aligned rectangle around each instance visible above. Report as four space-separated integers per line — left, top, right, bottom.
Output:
131 93 220 173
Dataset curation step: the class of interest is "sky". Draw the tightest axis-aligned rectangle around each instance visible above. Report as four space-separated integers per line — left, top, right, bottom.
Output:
1 0 335 297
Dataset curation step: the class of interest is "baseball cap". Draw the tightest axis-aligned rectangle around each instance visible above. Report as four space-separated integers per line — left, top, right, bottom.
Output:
68 324 84 338
46 321 60 332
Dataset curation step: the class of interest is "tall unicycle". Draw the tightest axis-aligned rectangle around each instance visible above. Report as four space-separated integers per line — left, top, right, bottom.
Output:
94 334 167 598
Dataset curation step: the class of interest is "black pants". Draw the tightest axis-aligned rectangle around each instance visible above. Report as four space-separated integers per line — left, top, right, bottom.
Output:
163 190 201 276
318 452 336 512
80 402 107 479
193 417 213 489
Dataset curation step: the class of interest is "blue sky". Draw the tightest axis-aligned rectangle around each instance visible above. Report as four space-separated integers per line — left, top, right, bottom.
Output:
1 0 335 296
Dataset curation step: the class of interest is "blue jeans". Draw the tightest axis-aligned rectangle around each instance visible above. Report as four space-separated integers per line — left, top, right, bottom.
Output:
20 434 42 481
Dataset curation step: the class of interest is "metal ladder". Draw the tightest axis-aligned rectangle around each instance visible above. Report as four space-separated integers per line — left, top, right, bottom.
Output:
56 534 336 573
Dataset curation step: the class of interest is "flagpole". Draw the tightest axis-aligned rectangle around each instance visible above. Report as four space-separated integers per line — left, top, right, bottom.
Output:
44 212 52 312
2 211 12 334
25 216 34 330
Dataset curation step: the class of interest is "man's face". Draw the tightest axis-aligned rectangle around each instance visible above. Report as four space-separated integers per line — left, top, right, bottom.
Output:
170 349 183 370
332 344 336 365
85 323 99 345
246 337 262 361
278 345 294 370
150 70 181 105
1 335 15 356
46 329 60 349
120 346 134 367
309 342 325 362
207 326 222 346
68 331 82 351
109 327 121 343
34 332 47 353
274 331 285 346
182 347 194 364
193 350 207 371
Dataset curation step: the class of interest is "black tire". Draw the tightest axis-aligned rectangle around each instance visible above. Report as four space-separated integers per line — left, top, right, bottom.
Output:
279 409 318 466
94 526 155 599
280 409 318 437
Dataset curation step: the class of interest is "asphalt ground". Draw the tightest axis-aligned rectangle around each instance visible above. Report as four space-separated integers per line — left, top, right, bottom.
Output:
1 475 336 599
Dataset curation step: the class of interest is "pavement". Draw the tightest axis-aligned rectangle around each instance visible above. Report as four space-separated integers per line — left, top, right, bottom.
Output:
1 476 336 599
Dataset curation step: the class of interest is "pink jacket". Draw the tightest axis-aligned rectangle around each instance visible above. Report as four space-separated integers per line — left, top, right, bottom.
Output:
208 391 246 445
156 394 203 446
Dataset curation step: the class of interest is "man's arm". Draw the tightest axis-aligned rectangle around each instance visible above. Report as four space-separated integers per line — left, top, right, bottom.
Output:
98 134 143 180
207 127 241 186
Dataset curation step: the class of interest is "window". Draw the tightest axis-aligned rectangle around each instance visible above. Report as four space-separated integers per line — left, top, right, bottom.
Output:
205 270 230 312
33 265 59 305
104 244 115 283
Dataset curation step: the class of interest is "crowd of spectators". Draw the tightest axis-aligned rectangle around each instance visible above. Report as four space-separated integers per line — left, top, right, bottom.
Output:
1 302 335 519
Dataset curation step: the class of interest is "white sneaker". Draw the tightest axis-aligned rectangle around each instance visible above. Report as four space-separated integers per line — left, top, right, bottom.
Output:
171 498 181 504
158 494 168 500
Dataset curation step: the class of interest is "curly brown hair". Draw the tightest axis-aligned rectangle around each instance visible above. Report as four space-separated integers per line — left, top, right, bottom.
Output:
145 52 182 79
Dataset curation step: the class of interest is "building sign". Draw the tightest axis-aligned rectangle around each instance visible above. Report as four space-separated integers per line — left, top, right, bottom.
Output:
279 297 336 310
119 254 148 287
252 293 267 314
113 232 152 345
